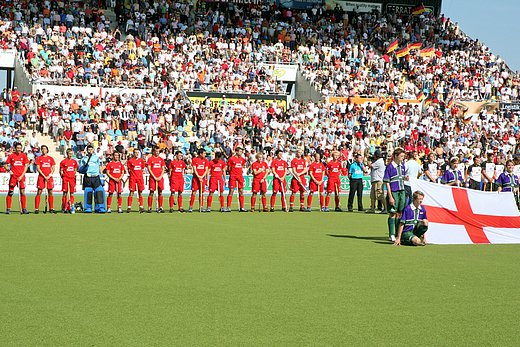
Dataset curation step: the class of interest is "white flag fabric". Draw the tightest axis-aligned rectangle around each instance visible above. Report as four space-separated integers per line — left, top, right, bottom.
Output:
409 178 520 244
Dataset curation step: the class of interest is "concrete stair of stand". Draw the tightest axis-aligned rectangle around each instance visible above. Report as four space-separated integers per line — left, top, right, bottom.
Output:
36 134 63 159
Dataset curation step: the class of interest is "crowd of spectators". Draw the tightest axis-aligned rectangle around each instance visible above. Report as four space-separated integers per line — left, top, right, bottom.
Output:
0 0 519 176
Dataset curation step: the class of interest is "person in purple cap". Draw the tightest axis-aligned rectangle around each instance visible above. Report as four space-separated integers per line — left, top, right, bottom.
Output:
395 190 428 246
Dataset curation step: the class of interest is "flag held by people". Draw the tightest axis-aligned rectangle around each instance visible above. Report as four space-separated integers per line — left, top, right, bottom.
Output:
410 179 520 244
387 39 398 53
420 47 435 57
395 46 410 58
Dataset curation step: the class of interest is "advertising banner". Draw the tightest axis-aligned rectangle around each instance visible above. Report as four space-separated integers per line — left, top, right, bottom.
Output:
499 103 520 112
326 0 382 12
186 91 289 111
0 173 373 195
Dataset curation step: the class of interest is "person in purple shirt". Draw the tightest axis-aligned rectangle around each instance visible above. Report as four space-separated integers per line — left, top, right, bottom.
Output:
441 157 464 186
496 160 519 194
383 148 407 242
395 191 428 246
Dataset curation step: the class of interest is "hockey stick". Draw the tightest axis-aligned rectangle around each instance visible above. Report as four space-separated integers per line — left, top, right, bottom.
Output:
280 177 288 212
199 176 203 213
44 184 48 214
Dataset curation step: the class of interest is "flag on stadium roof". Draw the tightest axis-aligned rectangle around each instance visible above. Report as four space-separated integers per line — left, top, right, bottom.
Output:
411 4 428 15
419 47 435 57
387 39 399 53
395 46 410 58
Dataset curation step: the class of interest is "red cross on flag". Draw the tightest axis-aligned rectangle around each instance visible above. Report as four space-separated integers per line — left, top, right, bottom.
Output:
410 179 520 244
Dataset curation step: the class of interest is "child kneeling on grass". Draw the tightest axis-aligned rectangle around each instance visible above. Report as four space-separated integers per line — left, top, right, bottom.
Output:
394 190 428 246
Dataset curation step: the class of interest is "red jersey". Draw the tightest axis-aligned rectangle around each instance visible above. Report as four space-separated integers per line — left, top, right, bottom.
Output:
169 159 186 178
60 158 78 179
35 155 56 176
147 155 166 177
192 157 209 177
6 152 29 177
252 161 269 180
327 160 342 180
106 161 125 180
209 159 226 179
309 162 326 181
271 158 288 178
127 157 146 179
227 155 246 177
290 157 307 177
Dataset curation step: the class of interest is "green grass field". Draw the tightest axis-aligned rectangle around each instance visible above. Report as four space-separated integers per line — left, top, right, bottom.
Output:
1 196 518 346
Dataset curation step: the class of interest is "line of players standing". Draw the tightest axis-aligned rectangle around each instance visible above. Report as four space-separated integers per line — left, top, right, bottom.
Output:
3 142 355 214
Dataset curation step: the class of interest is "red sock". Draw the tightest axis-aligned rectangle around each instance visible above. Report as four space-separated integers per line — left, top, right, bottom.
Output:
207 195 213 209
325 196 330 207
227 194 232 208
128 196 133 208
21 195 26 209
307 194 313 208
169 195 174 209
219 195 224 208
49 195 54 210
138 196 143 207
281 196 286 209
189 193 195 208
270 194 276 208
62 195 67 210
319 195 324 208
107 195 112 208
158 195 163 209
177 195 183 209
251 195 256 209
148 195 153 209
6 195 12 209
335 195 340 208
117 197 122 208
290 195 295 207
35 195 41 210
70 195 74 206
199 194 204 208
300 195 304 207
261 196 267 209
239 195 244 209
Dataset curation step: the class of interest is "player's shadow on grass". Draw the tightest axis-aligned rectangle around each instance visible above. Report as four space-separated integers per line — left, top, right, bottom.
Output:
327 234 389 243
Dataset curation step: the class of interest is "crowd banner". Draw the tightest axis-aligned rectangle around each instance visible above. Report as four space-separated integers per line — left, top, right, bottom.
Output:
499 102 520 112
186 91 290 111
326 1 382 13
265 64 299 82
33 84 150 97
0 173 372 195
279 0 324 9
